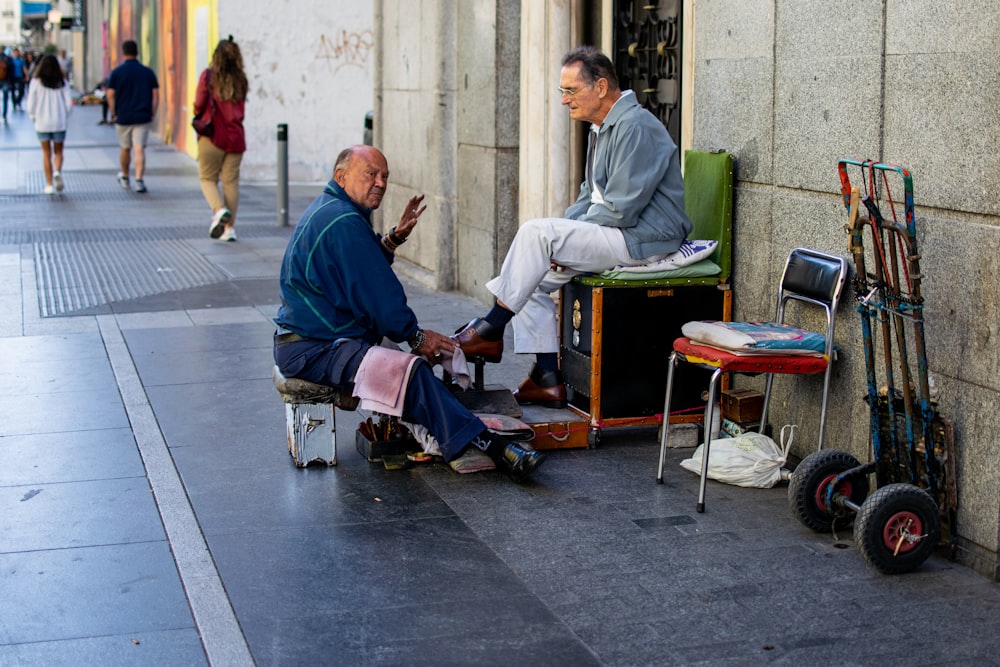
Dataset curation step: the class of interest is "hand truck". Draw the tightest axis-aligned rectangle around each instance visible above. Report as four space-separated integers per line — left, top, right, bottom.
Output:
788 160 957 574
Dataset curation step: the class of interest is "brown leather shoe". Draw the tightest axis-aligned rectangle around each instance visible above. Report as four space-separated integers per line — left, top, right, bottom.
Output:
513 374 567 409
453 318 504 363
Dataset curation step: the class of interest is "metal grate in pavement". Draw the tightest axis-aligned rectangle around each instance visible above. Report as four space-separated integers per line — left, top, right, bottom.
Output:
33 230 229 317
0 224 290 246
22 170 146 199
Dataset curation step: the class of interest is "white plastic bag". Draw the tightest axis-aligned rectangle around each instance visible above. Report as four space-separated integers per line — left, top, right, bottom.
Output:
679 425 796 488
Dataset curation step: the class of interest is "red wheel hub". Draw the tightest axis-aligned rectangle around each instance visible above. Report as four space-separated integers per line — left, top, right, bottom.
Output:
815 474 852 511
882 511 923 554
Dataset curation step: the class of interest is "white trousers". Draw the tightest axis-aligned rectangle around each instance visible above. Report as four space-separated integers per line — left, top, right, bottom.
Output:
485 218 664 353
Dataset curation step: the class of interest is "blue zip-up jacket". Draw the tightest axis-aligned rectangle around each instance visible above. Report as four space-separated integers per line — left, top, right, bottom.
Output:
274 180 419 344
563 91 692 259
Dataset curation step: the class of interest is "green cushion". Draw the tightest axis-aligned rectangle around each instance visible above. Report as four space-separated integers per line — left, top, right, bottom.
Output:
683 150 734 279
599 258 721 281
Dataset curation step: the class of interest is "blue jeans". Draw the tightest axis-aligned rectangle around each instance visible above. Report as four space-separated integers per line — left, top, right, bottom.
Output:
1 82 9 120
273 336 485 460
11 79 24 107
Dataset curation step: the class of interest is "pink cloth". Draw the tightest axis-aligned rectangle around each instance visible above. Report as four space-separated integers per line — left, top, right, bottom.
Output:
352 346 421 416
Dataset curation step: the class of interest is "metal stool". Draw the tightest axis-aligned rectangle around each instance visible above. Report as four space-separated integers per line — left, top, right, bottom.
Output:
273 365 358 467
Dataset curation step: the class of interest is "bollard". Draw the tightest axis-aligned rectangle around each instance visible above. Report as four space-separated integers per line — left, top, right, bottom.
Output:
363 111 373 146
277 123 289 227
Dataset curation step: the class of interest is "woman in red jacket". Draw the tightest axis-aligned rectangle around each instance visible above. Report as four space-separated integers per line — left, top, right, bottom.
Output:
194 37 247 241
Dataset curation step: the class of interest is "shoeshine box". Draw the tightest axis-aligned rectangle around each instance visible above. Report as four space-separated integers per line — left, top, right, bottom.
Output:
355 429 420 463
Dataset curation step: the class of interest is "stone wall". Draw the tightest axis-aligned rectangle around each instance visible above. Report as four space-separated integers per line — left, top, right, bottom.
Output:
374 0 521 293
690 0 1000 578
219 0 375 182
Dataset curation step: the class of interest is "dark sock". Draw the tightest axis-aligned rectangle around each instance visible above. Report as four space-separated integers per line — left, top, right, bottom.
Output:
468 429 510 462
482 302 514 334
534 353 559 374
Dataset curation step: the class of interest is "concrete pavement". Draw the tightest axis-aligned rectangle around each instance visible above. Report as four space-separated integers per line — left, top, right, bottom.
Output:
2 103 1000 667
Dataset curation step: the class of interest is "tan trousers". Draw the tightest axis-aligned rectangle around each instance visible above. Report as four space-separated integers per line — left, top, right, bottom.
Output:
198 137 243 222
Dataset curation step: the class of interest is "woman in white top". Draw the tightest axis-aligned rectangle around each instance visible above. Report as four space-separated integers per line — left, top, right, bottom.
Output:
26 54 74 194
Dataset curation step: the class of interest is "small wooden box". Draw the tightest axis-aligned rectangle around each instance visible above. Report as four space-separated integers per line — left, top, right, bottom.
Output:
355 429 420 462
721 388 764 423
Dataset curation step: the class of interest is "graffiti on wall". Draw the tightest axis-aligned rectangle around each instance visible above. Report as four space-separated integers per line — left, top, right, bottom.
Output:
315 29 374 71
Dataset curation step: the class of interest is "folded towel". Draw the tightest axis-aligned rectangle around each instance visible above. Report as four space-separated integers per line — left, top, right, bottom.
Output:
439 346 471 390
352 346 422 416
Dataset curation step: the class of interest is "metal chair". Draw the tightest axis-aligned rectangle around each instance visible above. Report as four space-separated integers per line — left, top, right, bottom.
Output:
656 247 848 512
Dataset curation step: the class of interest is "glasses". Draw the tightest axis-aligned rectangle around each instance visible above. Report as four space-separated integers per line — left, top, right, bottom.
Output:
558 82 594 97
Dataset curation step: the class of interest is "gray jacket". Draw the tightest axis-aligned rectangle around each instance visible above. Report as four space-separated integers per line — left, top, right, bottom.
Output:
563 92 692 259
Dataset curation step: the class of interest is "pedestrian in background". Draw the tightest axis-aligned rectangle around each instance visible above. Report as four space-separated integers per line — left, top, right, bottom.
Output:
195 36 247 242
107 40 159 193
26 54 74 195
24 51 37 80
56 49 71 83
10 48 26 110
0 48 13 125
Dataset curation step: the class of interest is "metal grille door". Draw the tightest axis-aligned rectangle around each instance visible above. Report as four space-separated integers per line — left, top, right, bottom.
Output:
613 0 683 144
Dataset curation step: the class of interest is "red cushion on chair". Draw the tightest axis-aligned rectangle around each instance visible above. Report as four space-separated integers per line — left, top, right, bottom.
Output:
673 337 829 374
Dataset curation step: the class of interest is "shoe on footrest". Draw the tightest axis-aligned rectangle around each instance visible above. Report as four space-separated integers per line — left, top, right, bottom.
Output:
513 364 566 409
452 317 503 363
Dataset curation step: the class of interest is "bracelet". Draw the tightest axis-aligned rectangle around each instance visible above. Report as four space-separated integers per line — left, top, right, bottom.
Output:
407 328 426 351
389 226 406 246
382 234 398 251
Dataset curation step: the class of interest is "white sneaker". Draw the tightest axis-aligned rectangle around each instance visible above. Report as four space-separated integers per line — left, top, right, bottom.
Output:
53 172 64 192
209 208 232 239
117 172 129 189
220 226 238 242
43 184 55 195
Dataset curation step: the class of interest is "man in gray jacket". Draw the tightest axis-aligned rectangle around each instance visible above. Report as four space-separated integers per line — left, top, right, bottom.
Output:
454 45 692 407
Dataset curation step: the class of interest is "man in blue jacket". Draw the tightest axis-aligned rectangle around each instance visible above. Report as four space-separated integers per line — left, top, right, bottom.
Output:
274 145 545 481
455 46 693 408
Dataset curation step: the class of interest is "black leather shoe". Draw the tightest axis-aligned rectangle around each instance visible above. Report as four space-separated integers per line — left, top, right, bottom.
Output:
453 317 504 363
513 365 566 409
500 442 546 482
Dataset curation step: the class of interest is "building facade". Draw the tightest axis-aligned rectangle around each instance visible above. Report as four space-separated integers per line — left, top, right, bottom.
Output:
372 0 1000 581
70 0 373 182
62 0 1000 580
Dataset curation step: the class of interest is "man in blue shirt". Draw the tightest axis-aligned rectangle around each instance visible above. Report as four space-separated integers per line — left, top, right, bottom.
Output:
107 40 159 193
273 145 546 481
455 46 692 408
10 48 25 111
0 48 13 125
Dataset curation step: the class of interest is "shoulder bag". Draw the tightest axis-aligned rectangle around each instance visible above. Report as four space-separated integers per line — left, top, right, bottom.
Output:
192 70 215 137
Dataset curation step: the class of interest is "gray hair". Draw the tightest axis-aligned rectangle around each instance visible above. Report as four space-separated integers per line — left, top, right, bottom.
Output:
561 46 619 90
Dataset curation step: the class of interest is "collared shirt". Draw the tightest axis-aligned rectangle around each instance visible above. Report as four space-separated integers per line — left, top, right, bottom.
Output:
564 90 692 259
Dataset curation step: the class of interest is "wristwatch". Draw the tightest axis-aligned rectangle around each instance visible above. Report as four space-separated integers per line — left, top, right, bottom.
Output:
407 329 426 351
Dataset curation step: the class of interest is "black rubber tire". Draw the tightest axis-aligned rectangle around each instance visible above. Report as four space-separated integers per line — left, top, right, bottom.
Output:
855 483 941 575
788 449 869 532
587 428 600 448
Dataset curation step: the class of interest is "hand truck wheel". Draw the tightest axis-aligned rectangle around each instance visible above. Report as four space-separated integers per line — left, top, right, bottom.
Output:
855 483 941 574
789 449 870 533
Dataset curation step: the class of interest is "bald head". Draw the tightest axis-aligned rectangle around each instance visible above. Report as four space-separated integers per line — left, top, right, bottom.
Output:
333 145 389 210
